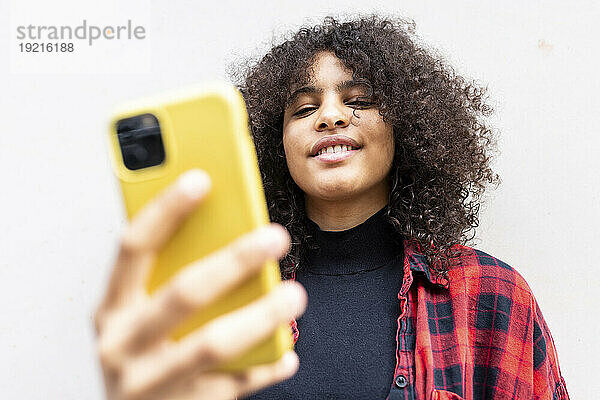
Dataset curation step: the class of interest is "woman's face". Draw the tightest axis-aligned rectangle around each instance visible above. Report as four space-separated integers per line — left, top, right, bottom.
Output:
282 51 395 203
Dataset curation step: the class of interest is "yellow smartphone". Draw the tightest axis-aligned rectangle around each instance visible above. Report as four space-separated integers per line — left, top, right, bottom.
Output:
106 81 292 372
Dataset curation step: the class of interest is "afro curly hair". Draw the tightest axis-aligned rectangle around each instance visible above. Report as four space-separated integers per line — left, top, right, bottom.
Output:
233 14 499 279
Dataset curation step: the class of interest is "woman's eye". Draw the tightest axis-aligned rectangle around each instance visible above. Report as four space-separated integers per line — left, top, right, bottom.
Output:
293 106 317 117
346 99 374 108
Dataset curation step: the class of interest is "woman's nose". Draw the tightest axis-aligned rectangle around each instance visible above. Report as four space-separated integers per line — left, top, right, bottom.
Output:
314 100 350 131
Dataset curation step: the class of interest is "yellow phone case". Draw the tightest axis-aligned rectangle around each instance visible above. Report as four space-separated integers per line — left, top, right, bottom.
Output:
107 82 292 371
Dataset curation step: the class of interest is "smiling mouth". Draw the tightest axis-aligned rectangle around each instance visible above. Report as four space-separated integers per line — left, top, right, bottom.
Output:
312 144 361 157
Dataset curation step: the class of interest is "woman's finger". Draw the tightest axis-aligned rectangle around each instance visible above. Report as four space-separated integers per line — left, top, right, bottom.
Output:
176 281 306 369
119 282 306 399
97 169 211 316
123 351 299 400
121 223 291 353
186 351 300 400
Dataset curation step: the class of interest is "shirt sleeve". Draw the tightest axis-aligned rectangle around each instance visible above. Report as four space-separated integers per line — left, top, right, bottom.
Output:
529 293 570 400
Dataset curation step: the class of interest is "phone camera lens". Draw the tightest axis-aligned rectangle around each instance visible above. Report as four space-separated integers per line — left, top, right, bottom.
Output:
116 114 165 170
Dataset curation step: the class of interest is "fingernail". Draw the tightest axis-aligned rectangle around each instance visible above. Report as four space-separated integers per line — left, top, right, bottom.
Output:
257 225 285 257
178 170 211 200
282 282 307 316
280 351 299 374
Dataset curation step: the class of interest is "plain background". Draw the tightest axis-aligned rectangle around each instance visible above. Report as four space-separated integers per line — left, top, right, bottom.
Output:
1 0 598 398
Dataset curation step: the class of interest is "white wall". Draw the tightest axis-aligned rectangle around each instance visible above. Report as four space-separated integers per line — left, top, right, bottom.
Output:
1 0 597 398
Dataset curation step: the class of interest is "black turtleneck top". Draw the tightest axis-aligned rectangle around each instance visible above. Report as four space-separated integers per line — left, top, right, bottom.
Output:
247 206 404 399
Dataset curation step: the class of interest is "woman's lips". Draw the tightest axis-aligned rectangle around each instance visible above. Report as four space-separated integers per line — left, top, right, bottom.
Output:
310 135 361 156
312 148 360 163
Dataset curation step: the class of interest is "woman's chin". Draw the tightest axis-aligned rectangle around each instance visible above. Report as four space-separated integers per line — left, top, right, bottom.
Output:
306 181 363 201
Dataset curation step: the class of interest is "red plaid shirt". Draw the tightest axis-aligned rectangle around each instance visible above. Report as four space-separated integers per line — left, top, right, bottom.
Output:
287 239 569 400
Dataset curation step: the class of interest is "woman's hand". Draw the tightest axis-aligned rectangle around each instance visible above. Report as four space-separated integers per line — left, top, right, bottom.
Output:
93 169 307 400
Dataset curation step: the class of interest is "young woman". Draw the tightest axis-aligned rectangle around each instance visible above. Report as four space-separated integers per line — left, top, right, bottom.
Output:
94 15 569 400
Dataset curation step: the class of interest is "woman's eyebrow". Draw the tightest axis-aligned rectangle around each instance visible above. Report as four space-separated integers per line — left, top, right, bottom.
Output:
287 85 319 105
286 80 368 107
336 80 368 92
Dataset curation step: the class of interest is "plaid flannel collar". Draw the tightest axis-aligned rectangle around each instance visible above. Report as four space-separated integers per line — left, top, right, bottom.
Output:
403 239 450 289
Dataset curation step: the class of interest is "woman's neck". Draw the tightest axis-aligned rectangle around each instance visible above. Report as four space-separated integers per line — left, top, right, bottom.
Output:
305 183 390 231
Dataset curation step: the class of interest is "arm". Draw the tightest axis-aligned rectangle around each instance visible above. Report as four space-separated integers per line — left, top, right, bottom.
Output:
530 294 569 400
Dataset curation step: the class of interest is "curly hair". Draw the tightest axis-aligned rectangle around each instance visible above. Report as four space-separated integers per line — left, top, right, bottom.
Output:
233 14 499 279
